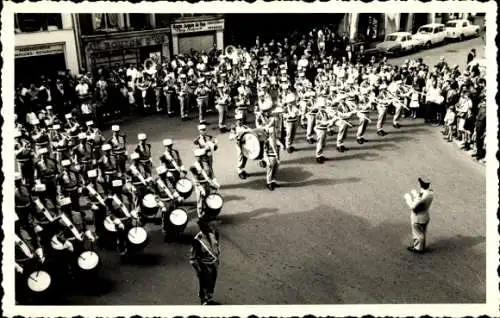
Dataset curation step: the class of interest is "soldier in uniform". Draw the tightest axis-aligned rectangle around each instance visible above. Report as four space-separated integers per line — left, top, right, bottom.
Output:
85 169 108 242
195 77 210 125
135 133 153 178
50 124 71 163
154 166 183 242
15 129 35 185
193 124 218 180
235 79 251 124
215 83 231 133
178 73 190 120
31 118 50 155
263 130 280 191
97 144 120 193
305 91 319 144
355 93 373 144
106 178 135 256
15 173 40 250
107 125 128 175
64 113 81 147
57 159 84 211
44 105 58 128
404 177 434 253
72 132 95 183
375 83 390 136
85 120 106 159
190 149 220 219
127 152 151 201
314 97 334 164
160 138 186 184
190 218 221 305
229 113 251 179
283 92 301 153
335 99 355 152
34 147 59 208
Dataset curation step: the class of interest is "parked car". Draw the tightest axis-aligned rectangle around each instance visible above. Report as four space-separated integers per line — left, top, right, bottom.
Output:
376 32 422 56
445 19 480 41
413 23 447 48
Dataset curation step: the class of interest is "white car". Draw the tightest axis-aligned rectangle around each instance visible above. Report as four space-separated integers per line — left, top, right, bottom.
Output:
445 19 480 40
413 23 447 48
376 32 422 55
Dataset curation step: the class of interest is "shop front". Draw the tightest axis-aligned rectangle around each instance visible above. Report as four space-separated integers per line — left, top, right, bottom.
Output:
170 16 225 55
15 43 67 84
81 29 171 71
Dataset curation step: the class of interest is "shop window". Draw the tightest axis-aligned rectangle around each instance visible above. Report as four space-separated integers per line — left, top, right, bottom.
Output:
93 13 121 32
128 14 152 31
155 14 172 28
16 13 63 33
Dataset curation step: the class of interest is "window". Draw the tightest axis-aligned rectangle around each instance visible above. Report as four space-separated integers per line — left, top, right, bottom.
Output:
155 14 172 28
93 13 120 31
128 14 152 31
446 22 457 27
16 14 63 33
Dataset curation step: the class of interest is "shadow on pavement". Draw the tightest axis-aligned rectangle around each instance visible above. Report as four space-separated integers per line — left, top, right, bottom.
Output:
282 152 380 165
366 135 414 143
223 166 314 190
427 235 485 253
280 177 361 189
348 142 400 152
121 252 164 267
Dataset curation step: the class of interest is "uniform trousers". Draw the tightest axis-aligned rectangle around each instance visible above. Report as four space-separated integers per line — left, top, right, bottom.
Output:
315 128 327 157
138 160 152 177
216 104 228 128
393 105 403 125
62 189 81 211
197 96 209 123
196 184 210 218
285 121 298 148
265 155 279 184
166 92 175 114
306 114 317 140
236 108 249 124
18 160 35 184
376 106 388 131
336 121 349 147
160 199 175 234
356 115 370 139
194 263 218 303
236 145 247 174
179 95 189 118
113 153 128 175
412 222 429 251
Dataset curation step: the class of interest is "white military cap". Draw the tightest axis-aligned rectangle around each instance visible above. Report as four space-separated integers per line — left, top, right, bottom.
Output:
259 98 273 111
197 124 207 130
194 148 206 157
78 133 87 140
59 197 72 206
46 105 53 110
15 172 22 181
163 139 173 146
31 118 40 125
87 169 98 178
101 144 112 151
180 73 187 78
65 113 73 119
34 183 46 192
316 97 326 107
239 76 246 81
156 166 167 175
112 125 120 131
280 69 287 74
14 129 21 138
285 93 296 103
298 72 305 77
197 77 205 83
217 83 224 88
235 113 244 120
112 179 123 187
130 152 140 160
86 120 94 126
38 148 48 154
317 68 323 73
61 159 71 167
138 133 147 140
52 124 61 130
261 70 268 75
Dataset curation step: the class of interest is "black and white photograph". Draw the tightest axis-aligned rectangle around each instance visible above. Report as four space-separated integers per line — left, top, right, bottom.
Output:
2 1 498 317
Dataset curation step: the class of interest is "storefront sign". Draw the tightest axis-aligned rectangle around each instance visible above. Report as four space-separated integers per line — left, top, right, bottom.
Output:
171 19 224 35
15 43 65 58
86 33 169 53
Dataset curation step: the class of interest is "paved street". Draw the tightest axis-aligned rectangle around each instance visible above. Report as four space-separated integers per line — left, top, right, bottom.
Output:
56 37 485 305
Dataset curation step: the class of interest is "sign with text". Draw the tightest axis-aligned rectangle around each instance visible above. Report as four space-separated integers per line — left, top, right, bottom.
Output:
85 33 169 53
171 19 224 35
15 43 65 58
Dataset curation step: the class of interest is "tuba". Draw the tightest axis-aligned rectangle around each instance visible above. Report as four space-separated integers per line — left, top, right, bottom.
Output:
225 45 239 64
144 58 157 76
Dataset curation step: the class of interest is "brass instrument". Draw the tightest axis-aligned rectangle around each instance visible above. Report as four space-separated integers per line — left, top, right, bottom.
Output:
143 58 157 76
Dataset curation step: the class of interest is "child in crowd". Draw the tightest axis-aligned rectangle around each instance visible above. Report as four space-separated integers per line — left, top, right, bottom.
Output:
408 85 420 119
443 105 456 142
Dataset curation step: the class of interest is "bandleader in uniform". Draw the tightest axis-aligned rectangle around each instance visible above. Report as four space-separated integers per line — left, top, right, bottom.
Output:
404 177 434 253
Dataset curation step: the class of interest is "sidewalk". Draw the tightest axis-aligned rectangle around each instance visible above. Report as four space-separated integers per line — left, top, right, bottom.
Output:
434 127 486 167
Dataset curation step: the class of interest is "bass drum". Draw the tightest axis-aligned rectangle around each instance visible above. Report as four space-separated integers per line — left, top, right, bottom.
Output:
240 129 267 160
176 178 194 199
166 208 189 234
26 270 52 294
205 193 224 217
141 193 159 217
127 226 149 252
76 250 101 274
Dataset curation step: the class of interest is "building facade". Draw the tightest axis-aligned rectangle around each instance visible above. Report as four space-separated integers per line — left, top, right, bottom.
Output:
76 13 173 71
170 15 225 55
15 13 80 84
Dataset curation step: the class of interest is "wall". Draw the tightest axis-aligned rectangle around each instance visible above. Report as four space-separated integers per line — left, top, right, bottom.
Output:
15 14 79 74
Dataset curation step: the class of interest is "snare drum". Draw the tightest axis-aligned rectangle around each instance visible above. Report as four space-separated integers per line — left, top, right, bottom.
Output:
27 270 52 293
127 226 149 252
205 193 224 217
77 251 100 272
166 208 189 233
240 129 267 160
141 193 158 216
176 178 193 199
104 216 117 233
